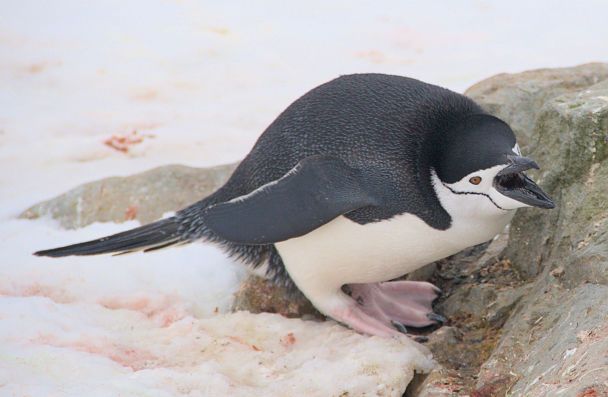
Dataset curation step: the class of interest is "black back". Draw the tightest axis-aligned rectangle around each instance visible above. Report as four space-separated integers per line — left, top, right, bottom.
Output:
205 73 487 230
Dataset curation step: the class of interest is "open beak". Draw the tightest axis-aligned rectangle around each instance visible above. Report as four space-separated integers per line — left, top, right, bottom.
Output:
493 155 555 209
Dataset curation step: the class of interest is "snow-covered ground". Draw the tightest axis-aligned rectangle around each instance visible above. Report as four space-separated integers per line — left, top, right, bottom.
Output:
1 1 607 395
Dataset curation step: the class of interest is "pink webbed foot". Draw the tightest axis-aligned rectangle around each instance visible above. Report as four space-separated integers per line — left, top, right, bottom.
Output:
344 280 445 332
330 303 404 338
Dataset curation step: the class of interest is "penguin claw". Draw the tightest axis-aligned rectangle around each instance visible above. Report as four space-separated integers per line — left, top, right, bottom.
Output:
391 320 408 334
426 312 447 324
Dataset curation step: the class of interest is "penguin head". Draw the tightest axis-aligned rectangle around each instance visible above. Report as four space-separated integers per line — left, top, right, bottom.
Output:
434 114 554 214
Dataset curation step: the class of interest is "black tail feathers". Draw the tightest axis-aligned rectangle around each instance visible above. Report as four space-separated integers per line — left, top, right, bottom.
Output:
34 217 183 257
32 200 283 286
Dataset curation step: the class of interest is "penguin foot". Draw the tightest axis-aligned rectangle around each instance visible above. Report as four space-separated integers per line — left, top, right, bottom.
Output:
346 281 445 329
391 320 408 334
426 312 447 324
330 302 404 338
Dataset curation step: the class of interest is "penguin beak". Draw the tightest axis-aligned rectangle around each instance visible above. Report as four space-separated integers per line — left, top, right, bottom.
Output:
494 155 555 209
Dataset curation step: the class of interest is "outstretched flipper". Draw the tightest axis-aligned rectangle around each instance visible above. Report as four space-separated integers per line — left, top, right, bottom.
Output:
34 217 181 257
203 155 380 244
34 155 378 256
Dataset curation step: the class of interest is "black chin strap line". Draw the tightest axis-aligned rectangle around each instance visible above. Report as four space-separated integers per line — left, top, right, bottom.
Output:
441 183 508 211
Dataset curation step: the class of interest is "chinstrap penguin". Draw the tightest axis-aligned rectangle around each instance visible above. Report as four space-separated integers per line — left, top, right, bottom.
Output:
35 74 555 337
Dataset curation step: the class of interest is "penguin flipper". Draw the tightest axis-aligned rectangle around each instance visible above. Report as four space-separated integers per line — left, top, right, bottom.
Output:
204 155 379 244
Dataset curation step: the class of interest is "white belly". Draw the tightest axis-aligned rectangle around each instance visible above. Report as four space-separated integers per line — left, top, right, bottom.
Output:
275 211 513 288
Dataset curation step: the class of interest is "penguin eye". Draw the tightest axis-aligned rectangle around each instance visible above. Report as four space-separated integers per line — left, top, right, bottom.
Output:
469 176 482 185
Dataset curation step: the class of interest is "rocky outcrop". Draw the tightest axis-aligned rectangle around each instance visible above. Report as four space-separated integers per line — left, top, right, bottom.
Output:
468 65 608 395
465 63 608 149
408 63 608 396
20 163 238 228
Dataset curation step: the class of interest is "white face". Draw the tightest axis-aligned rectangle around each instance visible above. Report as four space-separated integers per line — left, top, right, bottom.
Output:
437 164 531 215
432 143 530 221
433 143 530 218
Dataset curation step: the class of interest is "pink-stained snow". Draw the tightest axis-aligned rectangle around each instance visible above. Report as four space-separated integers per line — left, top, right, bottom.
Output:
1 1 607 395
1 306 433 396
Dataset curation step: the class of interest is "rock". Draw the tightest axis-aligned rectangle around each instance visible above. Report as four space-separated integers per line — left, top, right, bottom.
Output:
20 163 238 228
405 234 521 395
484 286 528 327
406 263 437 282
438 282 526 329
425 326 460 347
411 63 608 396
405 366 466 397
470 376 517 397
438 284 497 320
505 78 608 280
550 266 565 278
232 274 322 319
470 228 510 275
477 284 608 395
468 64 608 394
465 62 608 150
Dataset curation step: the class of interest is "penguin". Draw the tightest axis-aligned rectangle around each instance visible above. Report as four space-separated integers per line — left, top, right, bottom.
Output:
35 74 555 337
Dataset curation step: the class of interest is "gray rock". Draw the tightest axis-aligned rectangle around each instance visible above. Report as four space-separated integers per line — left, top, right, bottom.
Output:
469 64 608 395
505 79 608 280
232 274 322 319
405 366 466 397
484 286 528 327
412 63 608 396
20 163 238 228
477 284 608 396
465 62 608 150
438 282 527 329
471 228 510 275
438 283 498 320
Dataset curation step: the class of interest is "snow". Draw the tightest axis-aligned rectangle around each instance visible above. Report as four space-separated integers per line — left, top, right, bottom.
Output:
0 217 243 319
1 0 607 395
1 307 433 397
